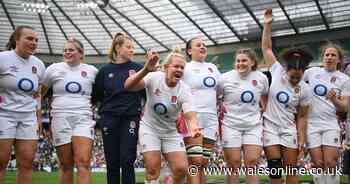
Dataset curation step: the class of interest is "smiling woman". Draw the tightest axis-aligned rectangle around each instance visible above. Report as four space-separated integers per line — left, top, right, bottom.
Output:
181 37 221 184
0 25 46 184
218 48 268 184
63 38 85 66
40 38 98 184
261 9 314 184
124 48 201 184
234 48 258 75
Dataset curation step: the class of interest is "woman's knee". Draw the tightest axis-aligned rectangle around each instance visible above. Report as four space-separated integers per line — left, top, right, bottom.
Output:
324 158 338 169
226 158 241 170
222 159 239 176
146 167 160 180
59 158 74 172
60 163 74 172
312 159 324 168
172 163 188 177
74 155 91 170
17 153 35 170
244 157 260 168
0 156 11 171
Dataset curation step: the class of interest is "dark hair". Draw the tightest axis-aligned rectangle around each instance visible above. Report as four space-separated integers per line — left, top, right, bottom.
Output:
108 32 132 61
6 25 34 50
320 42 344 70
235 48 258 71
280 48 313 71
185 37 201 59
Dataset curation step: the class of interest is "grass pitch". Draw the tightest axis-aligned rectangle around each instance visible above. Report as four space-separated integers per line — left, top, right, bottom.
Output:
4 171 349 183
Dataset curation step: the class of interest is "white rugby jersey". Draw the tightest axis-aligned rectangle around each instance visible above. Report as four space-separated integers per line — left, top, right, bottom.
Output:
141 71 194 133
304 67 350 130
218 70 269 130
182 60 220 115
263 62 312 129
42 62 98 115
0 50 45 113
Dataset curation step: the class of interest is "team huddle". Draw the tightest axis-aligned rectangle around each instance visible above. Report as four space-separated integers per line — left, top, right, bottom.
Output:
0 9 349 184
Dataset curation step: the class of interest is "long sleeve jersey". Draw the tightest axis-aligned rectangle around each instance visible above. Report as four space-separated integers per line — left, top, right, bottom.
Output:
91 61 145 116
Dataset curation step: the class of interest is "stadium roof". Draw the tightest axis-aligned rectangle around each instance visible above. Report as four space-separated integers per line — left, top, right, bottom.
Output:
1 0 350 55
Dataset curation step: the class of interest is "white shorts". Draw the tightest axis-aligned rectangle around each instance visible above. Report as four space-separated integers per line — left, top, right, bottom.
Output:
139 123 185 153
263 118 298 149
51 113 96 146
0 111 38 140
197 112 218 141
307 129 341 149
222 124 263 148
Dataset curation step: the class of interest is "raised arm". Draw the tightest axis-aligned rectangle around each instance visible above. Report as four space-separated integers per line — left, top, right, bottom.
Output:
124 50 160 91
262 8 278 68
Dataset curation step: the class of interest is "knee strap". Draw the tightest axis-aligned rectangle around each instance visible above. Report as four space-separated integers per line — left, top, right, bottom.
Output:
267 158 283 179
202 148 213 159
186 144 203 157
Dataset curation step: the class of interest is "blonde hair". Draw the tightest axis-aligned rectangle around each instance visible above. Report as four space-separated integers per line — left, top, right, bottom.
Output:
108 32 132 61
65 38 84 60
162 46 186 71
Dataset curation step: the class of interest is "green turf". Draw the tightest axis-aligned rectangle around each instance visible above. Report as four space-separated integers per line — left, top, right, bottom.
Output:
4 171 349 183
4 172 147 184
5 172 107 184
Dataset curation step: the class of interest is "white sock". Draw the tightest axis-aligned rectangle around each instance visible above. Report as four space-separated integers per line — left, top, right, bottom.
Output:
313 174 325 184
145 178 160 184
325 174 340 184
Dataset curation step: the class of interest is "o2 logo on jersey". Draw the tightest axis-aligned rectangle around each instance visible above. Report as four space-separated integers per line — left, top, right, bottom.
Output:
18 78 35 92
203 76 216 87
65 81 82 94
276 91 290 104
240 90 254 103
153 103 167 115
313 84 327 96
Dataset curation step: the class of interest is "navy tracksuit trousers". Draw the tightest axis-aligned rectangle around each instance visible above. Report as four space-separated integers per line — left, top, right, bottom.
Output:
100 113 139 184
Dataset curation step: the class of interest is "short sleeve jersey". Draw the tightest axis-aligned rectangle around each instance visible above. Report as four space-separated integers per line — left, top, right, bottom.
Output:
304 67 350 129
182 61 220 116
42 62 98 115
263 62 312 129
141 71 194 133
0 50 45 112
218 70 269 130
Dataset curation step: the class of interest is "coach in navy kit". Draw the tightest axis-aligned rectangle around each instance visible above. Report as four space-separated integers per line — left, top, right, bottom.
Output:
92 33 144 184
